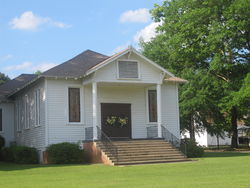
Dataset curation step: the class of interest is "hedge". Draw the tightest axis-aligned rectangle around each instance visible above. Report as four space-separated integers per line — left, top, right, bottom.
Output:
46 142 84 164
1 145 39 164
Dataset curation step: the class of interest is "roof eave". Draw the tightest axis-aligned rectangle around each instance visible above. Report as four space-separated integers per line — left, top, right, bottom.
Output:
7 76 40 98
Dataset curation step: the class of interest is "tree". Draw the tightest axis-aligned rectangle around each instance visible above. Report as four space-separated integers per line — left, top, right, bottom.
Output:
34 70 42 75
141 0 250 147
0 72 10 85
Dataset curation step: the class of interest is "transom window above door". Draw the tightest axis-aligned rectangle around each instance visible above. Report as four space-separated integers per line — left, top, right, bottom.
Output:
118 60 139 79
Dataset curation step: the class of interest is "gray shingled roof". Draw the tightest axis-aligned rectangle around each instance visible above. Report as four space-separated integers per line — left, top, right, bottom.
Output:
0 74 37 101
42 50 110 78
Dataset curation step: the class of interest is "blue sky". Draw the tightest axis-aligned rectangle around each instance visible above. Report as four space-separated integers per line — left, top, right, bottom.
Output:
0 0 163 78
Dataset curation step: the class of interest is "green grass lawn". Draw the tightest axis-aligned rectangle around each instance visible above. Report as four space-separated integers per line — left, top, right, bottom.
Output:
0 152 250 188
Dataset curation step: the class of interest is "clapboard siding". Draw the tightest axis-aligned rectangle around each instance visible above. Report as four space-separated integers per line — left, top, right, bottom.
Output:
15 80 46 150
46 79 85 145
0 102 15 146
161 82 180 139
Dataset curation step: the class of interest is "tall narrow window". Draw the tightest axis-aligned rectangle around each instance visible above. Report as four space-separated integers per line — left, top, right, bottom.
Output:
148 90 157 122
25 95 29 129
68 88 80 122
15 102 20 132
0 109 2 132
35 89 40 126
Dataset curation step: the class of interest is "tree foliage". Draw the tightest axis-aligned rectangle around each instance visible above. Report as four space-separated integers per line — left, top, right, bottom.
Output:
141 0 250 147
0 72 10 85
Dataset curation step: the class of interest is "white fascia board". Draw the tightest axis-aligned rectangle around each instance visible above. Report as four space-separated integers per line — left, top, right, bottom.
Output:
131 48 175 77
84 47 175 78
85 48 130 76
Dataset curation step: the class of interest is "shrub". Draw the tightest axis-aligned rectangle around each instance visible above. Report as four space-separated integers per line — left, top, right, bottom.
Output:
0 135 5 149
181 138 204 158
1 147 14 162
46 142 84 164
1 146 38 164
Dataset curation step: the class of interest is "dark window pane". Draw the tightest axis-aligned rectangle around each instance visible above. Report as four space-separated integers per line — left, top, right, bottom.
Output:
119 61 138 78
0 109 2 132
69 88 80 122
148 90 157 122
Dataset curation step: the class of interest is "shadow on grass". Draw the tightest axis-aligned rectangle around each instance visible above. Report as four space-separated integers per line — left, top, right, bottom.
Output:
203 152 250 158
0 162 94 172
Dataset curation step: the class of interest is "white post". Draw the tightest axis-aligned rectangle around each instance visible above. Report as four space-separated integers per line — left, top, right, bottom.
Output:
92 82 98 140
157 84 162 138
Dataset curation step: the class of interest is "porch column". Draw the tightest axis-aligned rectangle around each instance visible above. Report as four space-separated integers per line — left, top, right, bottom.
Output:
92 82 98 140
157 84 162 138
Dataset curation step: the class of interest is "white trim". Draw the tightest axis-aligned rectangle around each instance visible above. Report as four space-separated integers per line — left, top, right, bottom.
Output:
92 82 98 140
34 88 41 127
97 80 158 85
132 48 175 77
85 47 174 78
24 94 30 130
145 86 158 125
66 86 84 125
175 83 180 139
44 79 49 146
157 84 162 138
116 59 141 80
86 49 130 76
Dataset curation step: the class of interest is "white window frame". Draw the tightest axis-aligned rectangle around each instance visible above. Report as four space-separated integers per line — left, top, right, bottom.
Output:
116 59 141 80
67 86 84 125
34 88 41 127
18 99 22 131
145 87 158 125
16 100 21 132
24 95 30 130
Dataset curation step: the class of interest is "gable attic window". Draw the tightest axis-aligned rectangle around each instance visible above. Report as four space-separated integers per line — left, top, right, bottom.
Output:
68 88 81 122
118 60 139 79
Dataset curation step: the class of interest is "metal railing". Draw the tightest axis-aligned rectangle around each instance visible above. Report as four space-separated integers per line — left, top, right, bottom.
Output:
97 126 118 164
161 125 187 156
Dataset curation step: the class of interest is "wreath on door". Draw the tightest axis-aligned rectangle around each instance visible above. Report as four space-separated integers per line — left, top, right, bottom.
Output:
106 116 128 127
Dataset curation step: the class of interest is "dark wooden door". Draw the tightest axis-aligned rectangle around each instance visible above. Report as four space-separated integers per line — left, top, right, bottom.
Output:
101 103 131 139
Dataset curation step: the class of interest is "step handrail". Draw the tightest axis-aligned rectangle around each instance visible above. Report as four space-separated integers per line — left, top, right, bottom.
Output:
161 125 187 156
97 126 118 164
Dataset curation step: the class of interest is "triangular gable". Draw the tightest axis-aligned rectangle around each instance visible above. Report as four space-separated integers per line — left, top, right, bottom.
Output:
85 47 175 77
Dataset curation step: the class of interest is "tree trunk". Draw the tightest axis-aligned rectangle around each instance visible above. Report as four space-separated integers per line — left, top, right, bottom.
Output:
231 106 238 148
216 135 219 150
189 115 195 140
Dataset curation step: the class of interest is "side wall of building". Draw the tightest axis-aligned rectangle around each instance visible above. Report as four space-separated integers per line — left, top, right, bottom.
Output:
46 79 85 145
14 79 46 153
0 102 15 146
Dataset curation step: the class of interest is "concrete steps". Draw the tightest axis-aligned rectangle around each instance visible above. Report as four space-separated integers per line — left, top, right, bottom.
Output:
96 139 190 165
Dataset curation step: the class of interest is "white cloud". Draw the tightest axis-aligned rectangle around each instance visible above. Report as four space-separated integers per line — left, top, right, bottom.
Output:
32 63 58 72
133 22 161 43
4 62 33 71
0 54 13 62
120 8 150 23
3 61 57 72
9 11 71 31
